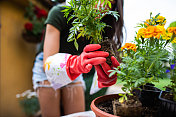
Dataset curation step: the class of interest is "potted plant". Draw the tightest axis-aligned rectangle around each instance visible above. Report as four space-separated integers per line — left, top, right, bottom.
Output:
16 90 41 117
159 22 176 116
62 0 120 65
91 13 175 117
127 13 173 109
22 2 48 43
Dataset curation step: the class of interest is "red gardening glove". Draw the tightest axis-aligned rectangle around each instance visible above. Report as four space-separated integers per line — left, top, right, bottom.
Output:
94 56 120 88
66 44 109 80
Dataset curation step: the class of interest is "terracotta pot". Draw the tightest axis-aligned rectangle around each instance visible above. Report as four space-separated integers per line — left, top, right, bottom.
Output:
91 94 120 117
91 94 143 117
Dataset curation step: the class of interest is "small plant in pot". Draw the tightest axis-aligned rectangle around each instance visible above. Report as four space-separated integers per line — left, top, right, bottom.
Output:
62 0 120 65
108 43 144 117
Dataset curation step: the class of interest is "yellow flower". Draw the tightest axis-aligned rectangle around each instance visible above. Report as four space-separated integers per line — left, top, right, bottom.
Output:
171 37 176 43
155 15 166 26
121 43 137 52
144 19 156 26
137 28 146 39
167 27 176 34
144 19 150 27
162 32 172 40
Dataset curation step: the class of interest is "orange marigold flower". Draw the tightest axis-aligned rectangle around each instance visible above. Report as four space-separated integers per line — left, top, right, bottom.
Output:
167 27 176 34
121 43 137 52
153 25 166 39
137 28 146 39
144 26 155 38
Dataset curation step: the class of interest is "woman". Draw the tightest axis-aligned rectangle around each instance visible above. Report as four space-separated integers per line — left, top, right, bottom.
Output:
32 0 124 116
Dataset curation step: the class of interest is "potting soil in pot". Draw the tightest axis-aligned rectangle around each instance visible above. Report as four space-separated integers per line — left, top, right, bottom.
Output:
112 95 142 117
96 96 160 117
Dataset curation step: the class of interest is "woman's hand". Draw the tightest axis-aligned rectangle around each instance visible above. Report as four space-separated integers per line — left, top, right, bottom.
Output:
94 56 120 88
66 44 109 80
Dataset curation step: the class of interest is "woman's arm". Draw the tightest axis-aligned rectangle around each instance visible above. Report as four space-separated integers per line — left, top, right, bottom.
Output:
43 24 60 69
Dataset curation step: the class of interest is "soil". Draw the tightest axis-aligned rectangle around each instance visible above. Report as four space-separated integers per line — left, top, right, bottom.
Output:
161 91 174 101
96 96 160 117
159 91 176 116
140 85 160 92
112 95 142 117
97 99 114 115
99 39 117 66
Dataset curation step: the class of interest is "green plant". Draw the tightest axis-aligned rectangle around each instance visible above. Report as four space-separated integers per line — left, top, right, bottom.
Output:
62 0 119 50
166 60 176 101
23 2 47 39
16 90 40 117
162 21 176 101
110 13 176 102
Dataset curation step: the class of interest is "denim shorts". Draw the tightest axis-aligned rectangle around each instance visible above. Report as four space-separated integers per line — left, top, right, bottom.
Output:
32 52 85 90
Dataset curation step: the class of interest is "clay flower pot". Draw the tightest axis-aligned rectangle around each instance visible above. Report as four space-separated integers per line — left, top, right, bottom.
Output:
91 94 142 117
91 94 120 117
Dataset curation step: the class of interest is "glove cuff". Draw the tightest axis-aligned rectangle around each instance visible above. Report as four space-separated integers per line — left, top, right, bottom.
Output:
66 55 82 80
98 78 117 88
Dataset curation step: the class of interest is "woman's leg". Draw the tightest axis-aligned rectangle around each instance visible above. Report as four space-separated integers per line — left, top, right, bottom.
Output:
37 81 61 117
61 82 85 115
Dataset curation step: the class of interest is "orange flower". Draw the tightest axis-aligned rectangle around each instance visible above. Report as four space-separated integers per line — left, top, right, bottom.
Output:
121 43 137 52
144 26 155 38
144 19 150 27
137 28 146 39
167 27 176 34
153 26 166 39
137 26 165 39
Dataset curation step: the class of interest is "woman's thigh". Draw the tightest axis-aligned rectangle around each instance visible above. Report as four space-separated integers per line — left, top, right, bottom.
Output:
37 86 61 117
61 82 85 115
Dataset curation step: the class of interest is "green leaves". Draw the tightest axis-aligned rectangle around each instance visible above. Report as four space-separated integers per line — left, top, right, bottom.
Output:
134 78 146 88
62 0 119 50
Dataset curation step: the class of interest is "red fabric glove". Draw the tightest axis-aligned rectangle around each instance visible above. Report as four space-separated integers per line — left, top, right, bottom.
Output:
94 56 120 88
66 44 109 80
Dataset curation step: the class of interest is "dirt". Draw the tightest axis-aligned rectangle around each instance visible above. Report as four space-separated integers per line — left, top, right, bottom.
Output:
140 85 161 92
161 91 174 101
97 99 114 115
96 96 160 117
99 39 117 66
112 95 142 117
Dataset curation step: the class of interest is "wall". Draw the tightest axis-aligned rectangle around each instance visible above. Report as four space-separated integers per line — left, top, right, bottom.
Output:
0 1 38 116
